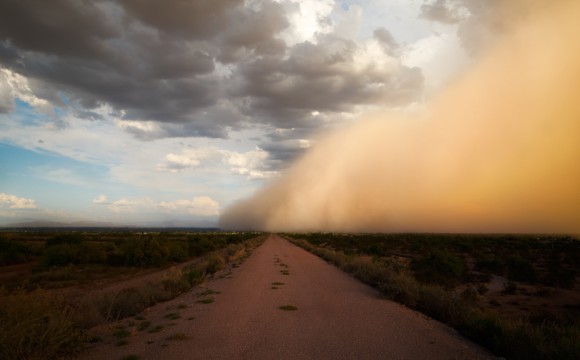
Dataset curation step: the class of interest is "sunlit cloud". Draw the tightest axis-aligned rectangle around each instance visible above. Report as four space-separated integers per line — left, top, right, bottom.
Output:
0 193 37 209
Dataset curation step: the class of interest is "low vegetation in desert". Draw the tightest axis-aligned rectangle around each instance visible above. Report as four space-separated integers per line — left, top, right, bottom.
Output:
0 230 263 360
287 233 579 360
1 231 578 360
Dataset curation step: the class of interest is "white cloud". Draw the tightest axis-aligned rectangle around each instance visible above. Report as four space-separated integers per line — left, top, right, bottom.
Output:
93 194 108 204
103 196 219 217
157 147 220 173
107 197 155 213
222 148 276 179
0 193 37 209
157 146 276 179
277 0 335 46
158 196 220 216
0 68 52 113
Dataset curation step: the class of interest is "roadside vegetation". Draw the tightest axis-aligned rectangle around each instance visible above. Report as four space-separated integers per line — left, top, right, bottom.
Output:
0 230 263 360
286 233 579 360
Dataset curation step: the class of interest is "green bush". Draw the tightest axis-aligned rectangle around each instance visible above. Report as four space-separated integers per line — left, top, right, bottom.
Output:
507 257 536 282
0 238 35 265
205 252 226 274
413 249 465 286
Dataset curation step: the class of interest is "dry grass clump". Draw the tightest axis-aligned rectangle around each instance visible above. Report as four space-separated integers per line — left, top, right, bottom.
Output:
0 289 82 360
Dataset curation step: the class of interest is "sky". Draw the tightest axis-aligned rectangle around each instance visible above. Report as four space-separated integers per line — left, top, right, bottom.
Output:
0 0 477 227
2 0 569 230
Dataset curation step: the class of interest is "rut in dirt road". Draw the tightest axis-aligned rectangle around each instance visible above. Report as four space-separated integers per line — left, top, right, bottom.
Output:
80 235 494 360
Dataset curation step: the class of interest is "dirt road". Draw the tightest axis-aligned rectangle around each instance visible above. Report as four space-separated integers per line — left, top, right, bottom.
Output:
80 235 494 360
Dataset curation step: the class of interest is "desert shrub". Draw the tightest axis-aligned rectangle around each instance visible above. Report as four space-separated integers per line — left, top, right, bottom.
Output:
100 288 149 320
342 256 388 287
45 234 84 247
226 243 246 262
29 265 83 288
168 241 188 262
70 297 105 330
367 243 385 257
475 255 504 273
0 289 82 360
187 237 216 257
413 249 465 286
184 266 204 285
378 272 421 308
205 252 226 274
0 238 35 265
460 312 580 360
502 281 518 294
119 238 170 267
507 257 536 283
40 242 107 268
460 312 506 354
161 268 190 297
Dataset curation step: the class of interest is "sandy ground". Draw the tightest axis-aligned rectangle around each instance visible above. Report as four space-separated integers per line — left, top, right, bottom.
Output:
79 235 495 360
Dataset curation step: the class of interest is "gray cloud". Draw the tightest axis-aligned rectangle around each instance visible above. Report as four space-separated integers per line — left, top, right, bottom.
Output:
233 34 423 128
420 0 465 24
0 71 13 113
0 0 423 147
0 0 119 60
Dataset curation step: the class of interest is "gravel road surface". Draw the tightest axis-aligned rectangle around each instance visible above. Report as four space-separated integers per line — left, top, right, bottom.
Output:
80 234 494 360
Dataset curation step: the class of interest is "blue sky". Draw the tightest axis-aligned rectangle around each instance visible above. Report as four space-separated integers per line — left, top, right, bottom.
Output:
0 0 474 227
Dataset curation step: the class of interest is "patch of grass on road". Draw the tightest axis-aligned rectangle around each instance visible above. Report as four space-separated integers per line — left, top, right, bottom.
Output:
166 333 189 341
137 320 151 331
197 297 214 304
148 325 163 333
121 355 140 360
164 312 180 320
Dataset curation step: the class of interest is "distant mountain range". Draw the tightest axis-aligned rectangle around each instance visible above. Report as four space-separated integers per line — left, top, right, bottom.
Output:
1 219 218 229
1 220 125 228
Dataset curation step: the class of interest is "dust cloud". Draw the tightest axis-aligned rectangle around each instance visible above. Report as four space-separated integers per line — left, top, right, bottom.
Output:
220 0 580 233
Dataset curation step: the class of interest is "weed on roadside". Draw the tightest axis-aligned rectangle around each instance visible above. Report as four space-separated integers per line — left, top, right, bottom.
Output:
121 355 140 360
164 312 180 320
137 321 151 331
197 289 221 296
115 339 129 346
166 333 189 341
0 289 83 360
197 298 214 304
148 325 163 333
113 329 131 339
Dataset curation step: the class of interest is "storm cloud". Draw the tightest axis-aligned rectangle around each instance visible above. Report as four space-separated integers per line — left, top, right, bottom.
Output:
0 0 426 168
